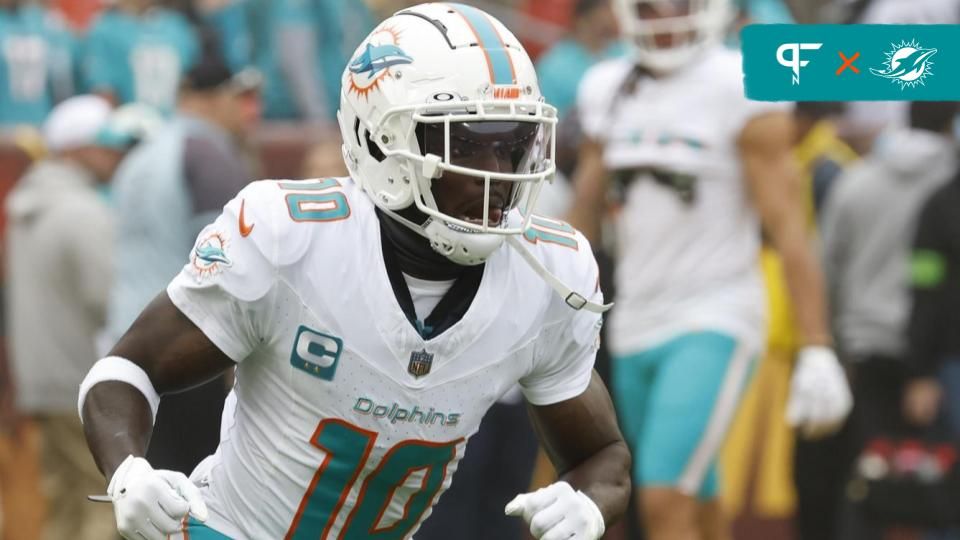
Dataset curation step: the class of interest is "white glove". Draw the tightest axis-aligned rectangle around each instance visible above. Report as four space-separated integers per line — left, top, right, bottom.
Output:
505 481 605 540
108 455 209 540
786 346 853 439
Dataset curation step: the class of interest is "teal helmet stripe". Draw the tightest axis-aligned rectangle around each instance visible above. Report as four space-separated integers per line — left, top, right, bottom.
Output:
448 3 516 85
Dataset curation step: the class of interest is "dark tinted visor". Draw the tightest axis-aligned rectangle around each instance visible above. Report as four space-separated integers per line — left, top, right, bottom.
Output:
416 120 547 175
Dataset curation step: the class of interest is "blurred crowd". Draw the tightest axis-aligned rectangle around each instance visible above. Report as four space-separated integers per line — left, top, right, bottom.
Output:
0 0 959 539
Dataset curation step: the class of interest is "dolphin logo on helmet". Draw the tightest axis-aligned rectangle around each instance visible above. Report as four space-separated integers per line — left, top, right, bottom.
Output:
338 3 557 263
348 43 414 77
336 3 610 313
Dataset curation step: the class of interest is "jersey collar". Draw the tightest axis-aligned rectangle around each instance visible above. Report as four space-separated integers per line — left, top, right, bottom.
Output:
361 213 507 377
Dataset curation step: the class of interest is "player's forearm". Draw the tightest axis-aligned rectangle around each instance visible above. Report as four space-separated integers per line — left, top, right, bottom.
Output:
567 201 603 247
82 381 154 481
560 439 632 525
567 174 606 245
775 226 832 346
740 113 829 345
567 142 608 245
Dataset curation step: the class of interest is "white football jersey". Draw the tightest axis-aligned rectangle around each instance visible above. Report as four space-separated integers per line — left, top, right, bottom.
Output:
166 178 602 539
578 46 791 354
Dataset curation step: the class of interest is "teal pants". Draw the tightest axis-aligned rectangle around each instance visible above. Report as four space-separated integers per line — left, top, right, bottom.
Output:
612 331 756 499
182 517 232 539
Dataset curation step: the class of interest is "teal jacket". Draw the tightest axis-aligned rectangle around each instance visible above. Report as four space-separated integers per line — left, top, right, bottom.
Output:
83 8 198 113
0 5 78 126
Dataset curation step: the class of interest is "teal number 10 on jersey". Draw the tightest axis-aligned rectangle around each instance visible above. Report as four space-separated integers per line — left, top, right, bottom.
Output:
285 419 461 539
281 179 352 223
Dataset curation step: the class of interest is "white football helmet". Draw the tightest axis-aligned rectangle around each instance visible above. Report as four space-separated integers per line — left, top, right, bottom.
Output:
338 2 557 266
613 0 732 72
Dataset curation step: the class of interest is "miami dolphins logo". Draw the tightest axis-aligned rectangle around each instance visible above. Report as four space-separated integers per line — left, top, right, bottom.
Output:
347 25 412 99
192 231 232 279
870 39 937 89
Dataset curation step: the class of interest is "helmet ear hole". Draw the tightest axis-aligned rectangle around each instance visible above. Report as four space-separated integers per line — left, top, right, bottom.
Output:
353 117 363 147
364 129 386 162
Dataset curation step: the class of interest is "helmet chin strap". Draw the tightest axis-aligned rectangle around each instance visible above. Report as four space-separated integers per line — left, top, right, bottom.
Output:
379 207 612 314
506 236 614 314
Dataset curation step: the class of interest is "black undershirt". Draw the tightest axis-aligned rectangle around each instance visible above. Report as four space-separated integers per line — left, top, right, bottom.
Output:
376 209 484 340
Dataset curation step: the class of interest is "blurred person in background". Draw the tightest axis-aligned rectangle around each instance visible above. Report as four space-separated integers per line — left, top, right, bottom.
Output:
786 0 827 22
903 141 960 500
0 0 45 519
792 101 858 212
721 100 859 540
240 0 372 122
536 0 623 119
4 95 146 540
568 1 852 539
194 0 251 72
0 0 77 127
819 101 959 540
83 0 199 113
103 42 260 475
535 0 622 218
0 134 45 540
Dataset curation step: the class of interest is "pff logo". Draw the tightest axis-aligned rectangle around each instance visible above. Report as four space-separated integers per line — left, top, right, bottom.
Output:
777 43 823 85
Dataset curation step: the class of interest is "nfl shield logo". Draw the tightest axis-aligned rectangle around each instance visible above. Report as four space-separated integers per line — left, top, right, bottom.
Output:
408 349 434 378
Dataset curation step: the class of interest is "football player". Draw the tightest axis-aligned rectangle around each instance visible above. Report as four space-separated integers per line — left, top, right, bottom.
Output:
83 0 198 112
567 0 852 539
79 4 630 540
0 0 77 127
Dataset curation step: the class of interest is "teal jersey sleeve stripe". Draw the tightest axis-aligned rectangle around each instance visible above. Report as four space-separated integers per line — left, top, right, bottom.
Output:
448 3 515 84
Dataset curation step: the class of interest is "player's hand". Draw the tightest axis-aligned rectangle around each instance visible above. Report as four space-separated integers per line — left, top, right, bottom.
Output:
505 481 605 540
786 346 853 439
108 454 209 540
